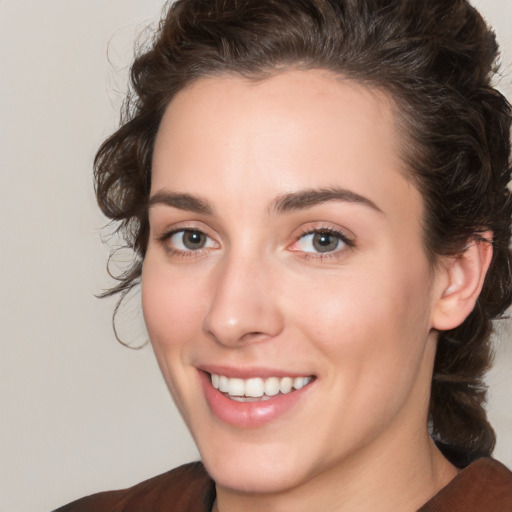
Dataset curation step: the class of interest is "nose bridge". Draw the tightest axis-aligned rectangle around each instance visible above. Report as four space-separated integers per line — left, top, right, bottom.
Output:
203 245 283 347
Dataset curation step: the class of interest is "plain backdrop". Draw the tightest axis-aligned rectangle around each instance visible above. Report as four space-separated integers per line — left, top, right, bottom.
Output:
1 1 511 511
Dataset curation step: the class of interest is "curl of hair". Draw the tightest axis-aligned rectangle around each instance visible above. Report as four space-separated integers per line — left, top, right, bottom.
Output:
95 0 512 462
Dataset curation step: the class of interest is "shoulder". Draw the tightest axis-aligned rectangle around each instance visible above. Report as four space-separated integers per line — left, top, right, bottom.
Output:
53 461 215 512
418 458 512 511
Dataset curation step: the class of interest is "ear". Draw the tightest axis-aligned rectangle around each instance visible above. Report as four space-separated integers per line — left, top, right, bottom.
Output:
431 232 493 331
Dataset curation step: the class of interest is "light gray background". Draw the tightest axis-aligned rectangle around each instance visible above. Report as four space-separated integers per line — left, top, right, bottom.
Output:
1 1 511 511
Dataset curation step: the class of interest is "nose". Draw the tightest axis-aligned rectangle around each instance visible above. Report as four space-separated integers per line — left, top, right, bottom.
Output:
202 252 284 347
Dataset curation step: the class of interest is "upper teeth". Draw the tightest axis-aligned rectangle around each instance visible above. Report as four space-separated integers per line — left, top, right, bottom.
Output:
211 374 313 398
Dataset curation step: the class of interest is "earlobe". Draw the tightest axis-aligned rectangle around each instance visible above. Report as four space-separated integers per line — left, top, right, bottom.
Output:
431 232 493 331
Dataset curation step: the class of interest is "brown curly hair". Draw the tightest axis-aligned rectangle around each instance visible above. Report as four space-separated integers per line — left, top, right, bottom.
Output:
95 0 512 464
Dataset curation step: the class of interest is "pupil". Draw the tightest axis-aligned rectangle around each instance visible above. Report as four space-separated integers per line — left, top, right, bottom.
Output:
184 231 205 249
313 232 338 253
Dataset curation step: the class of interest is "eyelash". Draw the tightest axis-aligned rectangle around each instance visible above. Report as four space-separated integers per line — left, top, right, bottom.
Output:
157 226 354 260
291 226 354 260
157 228 218 257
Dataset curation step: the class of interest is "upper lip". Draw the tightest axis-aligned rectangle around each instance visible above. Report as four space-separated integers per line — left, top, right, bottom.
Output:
198 364 315 380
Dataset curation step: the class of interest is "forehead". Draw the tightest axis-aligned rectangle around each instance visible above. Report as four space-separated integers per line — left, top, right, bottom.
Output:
151 69 419 222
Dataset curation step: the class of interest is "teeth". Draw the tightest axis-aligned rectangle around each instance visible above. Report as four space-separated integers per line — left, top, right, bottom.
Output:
228 378 245 396
264 377 280 396
293 377 306 390
245 378 264 398
279 377 293 394
210 373 313 399
219 375 230 393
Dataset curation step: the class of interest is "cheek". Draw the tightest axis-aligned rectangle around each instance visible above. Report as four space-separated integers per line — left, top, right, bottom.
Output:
288 257 433 389
141 257 211 419
140 257 210 376
289 268 412 345
287 266 433 447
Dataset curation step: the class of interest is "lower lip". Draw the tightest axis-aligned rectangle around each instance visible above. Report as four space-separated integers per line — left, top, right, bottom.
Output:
199 371 314 428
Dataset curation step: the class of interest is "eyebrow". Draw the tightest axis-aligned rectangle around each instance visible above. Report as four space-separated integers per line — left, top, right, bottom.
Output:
148 186 383 216
271 187 383 215
148 191 213 215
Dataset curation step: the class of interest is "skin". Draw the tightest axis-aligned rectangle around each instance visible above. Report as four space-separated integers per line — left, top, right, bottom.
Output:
142 70 488 511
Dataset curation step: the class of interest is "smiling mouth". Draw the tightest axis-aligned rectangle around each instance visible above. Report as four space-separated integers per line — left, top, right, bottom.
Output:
209 373 315 402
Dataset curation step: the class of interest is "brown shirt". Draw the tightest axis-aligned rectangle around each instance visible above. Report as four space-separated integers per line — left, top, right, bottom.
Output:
54 458 512 512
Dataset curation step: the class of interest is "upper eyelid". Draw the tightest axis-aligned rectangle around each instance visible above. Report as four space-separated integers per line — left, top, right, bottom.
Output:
161 226 207 237
154 220 216 238
298 226 348 237
294 225 355 243
160 227 217 244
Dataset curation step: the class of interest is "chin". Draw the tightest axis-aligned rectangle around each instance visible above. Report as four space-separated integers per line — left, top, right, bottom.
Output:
204 457 306 494
196 434 320 495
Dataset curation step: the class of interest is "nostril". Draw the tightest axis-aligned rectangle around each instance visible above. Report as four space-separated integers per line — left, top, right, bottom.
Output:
239 331 269 344
205 327 270 347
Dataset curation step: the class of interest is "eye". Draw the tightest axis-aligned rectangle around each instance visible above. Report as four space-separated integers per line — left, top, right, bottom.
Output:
167 229 217 252
291 228 352 255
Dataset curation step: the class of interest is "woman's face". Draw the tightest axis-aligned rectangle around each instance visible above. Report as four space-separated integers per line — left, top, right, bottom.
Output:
143 70 443 494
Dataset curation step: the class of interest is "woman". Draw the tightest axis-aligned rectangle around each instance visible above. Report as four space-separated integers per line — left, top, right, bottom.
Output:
56 0 512 510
